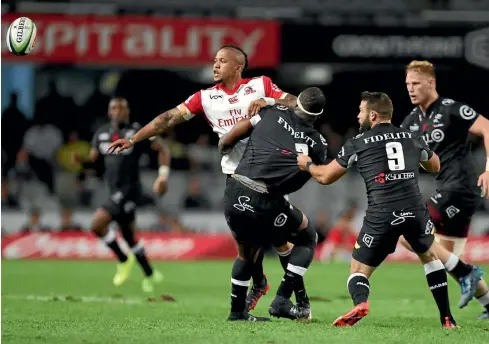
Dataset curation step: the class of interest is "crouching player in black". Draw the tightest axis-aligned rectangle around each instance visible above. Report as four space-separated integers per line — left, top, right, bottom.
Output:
74 97 170 292
298 92 458 328
219 87 328 321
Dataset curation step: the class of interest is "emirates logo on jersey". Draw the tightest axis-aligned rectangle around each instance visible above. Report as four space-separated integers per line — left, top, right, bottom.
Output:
228 96 239 104
243 86 256 95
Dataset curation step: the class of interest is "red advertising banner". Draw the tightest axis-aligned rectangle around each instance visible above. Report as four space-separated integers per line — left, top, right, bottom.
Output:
1 232 238 260
2 232 488 263
1 14 280 67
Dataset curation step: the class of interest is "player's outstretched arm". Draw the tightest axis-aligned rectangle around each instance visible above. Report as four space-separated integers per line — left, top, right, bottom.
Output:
297 154 347 185
420 152 440 173
107 106 188 154
218 119 253 155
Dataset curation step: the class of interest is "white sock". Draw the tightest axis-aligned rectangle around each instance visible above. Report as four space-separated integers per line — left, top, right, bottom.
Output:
444 253 459 272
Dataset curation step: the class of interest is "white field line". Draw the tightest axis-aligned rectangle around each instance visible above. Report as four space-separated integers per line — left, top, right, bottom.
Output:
3 294 146 304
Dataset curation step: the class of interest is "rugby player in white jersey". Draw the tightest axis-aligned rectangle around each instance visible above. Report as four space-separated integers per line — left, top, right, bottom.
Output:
108 45 298 320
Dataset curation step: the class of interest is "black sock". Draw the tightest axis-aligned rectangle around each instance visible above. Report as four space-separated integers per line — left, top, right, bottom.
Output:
231 257 252 313
476 291 489 312
294 277 309 304
277 247 293 272
97 229 127 262
277 245 313 299
277 271 300 299
425 259 452 320
347 273 370 305
132 243 153 277
251 249 265 286
444 253 472 279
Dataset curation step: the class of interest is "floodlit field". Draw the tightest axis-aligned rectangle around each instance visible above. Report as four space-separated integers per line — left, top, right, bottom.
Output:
2 260 488 343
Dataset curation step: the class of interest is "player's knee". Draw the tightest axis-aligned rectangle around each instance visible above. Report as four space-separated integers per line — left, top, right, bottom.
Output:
296 217 317 249
417 245 438 264
276 242 294 254
91 209 112 236
349 258 374 277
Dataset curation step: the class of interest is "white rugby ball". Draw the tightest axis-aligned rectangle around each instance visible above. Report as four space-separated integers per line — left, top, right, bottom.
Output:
6 17 37 56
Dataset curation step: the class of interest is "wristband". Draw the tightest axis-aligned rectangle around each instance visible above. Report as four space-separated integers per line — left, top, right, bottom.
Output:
128 137 135 146
306 161 313 172
263 97 276 106
158 165 170 178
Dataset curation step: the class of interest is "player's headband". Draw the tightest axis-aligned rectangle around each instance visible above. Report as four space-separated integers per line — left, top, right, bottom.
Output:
297 93 323 116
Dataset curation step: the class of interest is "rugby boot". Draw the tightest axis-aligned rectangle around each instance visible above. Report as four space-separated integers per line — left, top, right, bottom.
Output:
142 269 164 293
269 295 311 321
333 301 369 327
246 274 270 311
227 311 271 322
459 266 483 308
442 316 459 328
113 253 135 286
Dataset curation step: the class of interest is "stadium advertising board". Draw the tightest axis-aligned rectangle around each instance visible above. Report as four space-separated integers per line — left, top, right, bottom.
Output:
281 24 489 69
2 232 488 263
1 14 280 67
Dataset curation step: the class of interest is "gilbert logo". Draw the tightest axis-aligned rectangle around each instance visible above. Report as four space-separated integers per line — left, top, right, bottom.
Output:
362 234 374 248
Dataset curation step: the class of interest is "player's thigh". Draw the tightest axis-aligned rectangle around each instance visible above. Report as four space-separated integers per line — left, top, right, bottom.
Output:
427 191 479 239
352 212 399 268
434 233 467 257
402 207 435 255
267 198 304 248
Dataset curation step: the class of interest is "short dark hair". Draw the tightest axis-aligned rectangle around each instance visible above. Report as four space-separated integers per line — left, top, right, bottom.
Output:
360 91 393 120
219 44 248 70
298 87 325 115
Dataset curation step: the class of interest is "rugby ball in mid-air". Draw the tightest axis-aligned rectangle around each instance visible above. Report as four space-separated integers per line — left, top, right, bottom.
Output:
6 17 37 56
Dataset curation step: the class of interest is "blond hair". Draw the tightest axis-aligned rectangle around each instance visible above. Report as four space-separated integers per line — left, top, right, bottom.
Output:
406 60 435 78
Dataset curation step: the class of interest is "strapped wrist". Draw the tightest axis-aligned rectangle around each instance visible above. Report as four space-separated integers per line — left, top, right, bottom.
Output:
158 165 170 178
127 137 135 146
306 161 313 172
263 97 276 106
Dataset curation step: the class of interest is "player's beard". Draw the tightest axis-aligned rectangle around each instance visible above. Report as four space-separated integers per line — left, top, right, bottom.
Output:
359 118 372 133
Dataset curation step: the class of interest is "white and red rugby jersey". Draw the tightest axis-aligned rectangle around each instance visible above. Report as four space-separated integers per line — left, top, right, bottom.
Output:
178 76 288 174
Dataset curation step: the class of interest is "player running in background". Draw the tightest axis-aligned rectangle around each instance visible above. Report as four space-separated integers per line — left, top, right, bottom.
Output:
298 92 457 328
107 45 298 311
73 97 169 292
400 61 489 318
219 87 328 321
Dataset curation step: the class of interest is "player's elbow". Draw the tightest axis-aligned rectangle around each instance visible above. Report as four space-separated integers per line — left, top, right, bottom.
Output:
422 155 440 173
316 174 332 185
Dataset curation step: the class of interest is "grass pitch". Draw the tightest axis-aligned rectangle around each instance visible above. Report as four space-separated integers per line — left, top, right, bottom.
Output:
2 260 488 343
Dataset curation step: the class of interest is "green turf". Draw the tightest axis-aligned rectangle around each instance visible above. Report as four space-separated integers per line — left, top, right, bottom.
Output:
2 260 488 343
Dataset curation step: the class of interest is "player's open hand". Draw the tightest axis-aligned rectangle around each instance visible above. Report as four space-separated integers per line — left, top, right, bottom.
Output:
247 99 268 117
72 152 82 164
153 175 168 195
297 154 312 171
478 171 489 198
107 138 132 154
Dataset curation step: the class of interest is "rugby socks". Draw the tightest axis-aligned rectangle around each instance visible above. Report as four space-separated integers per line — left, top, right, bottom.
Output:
277 245 293 272
231 257 252 313
131 242 153 277
347 273 370 305
444 253 472 279
476 291 489 312
424 259 453 320
99 228 127 262
121 225 153 277
277 246 313 299
251 249 265 287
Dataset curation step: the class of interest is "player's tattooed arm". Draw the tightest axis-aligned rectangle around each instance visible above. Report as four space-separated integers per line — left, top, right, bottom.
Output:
218 119 254 155
133 107 186 144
